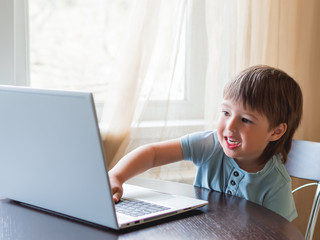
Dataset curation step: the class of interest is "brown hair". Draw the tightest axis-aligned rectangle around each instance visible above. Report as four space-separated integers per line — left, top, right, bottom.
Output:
223 65 303 163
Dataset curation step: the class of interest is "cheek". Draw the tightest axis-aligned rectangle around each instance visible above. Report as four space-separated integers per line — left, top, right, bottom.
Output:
244 130 270 148
217 116 224 129
216 119 225 141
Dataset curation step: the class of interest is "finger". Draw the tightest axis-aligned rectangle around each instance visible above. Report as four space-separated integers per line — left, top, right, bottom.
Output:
113 192 121 203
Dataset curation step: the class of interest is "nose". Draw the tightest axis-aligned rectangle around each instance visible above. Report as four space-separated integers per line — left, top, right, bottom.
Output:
226 117 238 132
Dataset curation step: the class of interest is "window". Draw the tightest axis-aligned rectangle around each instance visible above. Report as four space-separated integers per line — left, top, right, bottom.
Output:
29 0 133 103
8 0 206 124
137 2 206 122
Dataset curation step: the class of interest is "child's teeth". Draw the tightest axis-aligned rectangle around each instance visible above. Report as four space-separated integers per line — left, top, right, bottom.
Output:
228 138 239 144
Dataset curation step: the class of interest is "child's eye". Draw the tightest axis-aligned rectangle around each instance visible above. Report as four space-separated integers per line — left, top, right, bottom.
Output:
222 111 230 117
242 118 252 124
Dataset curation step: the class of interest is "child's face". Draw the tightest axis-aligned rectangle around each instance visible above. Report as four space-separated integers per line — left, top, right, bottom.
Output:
217 99 276 168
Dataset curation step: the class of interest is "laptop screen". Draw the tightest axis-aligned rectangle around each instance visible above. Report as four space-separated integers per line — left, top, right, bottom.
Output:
0 86 117 228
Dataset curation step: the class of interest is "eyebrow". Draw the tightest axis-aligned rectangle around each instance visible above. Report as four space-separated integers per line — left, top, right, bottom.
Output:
221 102 260 121
221 102 230 108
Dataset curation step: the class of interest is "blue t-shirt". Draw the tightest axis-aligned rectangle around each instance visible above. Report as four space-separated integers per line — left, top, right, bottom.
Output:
181 130 297 222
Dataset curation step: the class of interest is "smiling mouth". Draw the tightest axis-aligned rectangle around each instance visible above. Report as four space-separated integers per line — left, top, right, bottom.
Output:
225 137 241 149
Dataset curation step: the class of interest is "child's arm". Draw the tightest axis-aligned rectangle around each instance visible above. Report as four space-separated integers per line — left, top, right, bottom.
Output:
108 138 184 202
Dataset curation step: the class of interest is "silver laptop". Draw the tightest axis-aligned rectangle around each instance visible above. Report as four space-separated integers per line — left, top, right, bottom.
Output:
0 85 207 230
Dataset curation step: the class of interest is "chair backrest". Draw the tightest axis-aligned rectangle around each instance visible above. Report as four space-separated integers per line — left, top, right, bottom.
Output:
285 139 320 240
286 140 320 182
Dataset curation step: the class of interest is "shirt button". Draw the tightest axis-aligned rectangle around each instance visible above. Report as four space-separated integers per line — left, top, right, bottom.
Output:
231 180 236 186
233 171 239 177
227 190 232 196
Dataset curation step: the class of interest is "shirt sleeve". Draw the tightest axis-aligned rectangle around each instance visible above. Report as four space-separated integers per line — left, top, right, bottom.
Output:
180 131 219 166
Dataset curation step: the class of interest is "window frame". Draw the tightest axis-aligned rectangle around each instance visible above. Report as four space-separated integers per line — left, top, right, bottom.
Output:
0 0 29 86
137 1 206 122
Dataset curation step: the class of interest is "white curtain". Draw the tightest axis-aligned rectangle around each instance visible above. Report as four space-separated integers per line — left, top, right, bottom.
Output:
100 0 187 169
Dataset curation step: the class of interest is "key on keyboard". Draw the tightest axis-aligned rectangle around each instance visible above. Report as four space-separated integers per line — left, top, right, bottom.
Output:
115 198 170 217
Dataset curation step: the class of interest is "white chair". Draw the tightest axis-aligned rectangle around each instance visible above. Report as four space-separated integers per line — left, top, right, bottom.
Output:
285 139 320 240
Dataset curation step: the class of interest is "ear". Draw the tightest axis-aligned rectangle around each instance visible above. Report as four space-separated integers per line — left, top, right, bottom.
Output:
269 123 287 142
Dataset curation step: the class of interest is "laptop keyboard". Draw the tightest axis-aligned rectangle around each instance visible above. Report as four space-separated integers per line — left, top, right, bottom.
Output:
115 198 170 217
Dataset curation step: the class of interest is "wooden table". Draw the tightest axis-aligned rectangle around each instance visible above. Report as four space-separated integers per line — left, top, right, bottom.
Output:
0 178 303 240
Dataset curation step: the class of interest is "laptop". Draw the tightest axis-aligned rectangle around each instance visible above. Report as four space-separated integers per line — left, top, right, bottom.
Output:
0 85 207 230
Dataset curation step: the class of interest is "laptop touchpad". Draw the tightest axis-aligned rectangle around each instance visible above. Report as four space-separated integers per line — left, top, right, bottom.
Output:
123 184 175 201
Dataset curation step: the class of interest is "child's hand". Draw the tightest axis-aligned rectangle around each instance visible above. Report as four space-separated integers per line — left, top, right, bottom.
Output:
109 174 123 203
